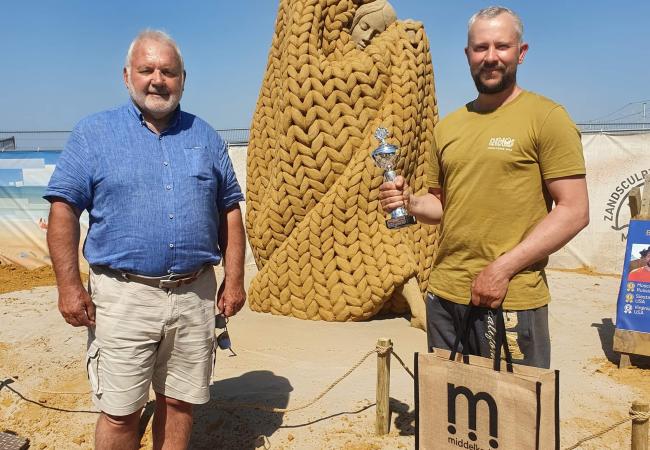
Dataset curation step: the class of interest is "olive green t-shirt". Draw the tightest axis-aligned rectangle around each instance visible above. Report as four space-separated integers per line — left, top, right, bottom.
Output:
425 91 585 310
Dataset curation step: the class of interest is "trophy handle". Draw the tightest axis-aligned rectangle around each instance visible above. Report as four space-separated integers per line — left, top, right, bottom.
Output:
382 169 417 229
383 169 397 182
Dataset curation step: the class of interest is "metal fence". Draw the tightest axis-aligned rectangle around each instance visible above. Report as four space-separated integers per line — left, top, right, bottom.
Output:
577 123 650 134
4 124 650 149
219 128 250 145
0 131 68 151
0 137 15 150
0 128 250 151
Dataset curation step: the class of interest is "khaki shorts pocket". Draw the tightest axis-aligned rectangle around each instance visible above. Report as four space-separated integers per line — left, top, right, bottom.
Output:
88 267 106 300
208 337 217 385
86 341 103 395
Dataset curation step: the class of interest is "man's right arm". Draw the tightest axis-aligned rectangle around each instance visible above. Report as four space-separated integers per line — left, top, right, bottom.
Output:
47 199 95 327
378 175 443 224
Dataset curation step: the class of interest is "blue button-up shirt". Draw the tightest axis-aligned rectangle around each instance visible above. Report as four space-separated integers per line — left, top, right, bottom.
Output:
44 102 244 276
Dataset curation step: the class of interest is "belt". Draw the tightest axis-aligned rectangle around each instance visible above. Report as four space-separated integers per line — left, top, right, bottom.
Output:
108 265 209 289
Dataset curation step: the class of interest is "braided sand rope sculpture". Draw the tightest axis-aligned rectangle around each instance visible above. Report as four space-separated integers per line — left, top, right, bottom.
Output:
246 0 438 324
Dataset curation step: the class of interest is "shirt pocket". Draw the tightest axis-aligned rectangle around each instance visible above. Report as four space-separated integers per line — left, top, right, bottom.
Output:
183 146 213 180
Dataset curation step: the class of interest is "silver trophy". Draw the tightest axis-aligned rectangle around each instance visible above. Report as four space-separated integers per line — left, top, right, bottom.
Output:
371 127 416 229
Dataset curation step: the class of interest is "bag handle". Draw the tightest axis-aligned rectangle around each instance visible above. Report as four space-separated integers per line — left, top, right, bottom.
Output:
449 303 514 373
492 308 514 373
449 305 475 362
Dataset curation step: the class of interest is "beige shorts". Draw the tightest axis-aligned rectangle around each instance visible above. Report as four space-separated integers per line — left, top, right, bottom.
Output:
86 266 217 416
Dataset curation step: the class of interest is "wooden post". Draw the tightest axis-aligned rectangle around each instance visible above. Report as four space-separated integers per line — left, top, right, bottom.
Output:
631 400 649 450
630 186 642 219
620 353 633 368
641 175 650 218
376 337 392 435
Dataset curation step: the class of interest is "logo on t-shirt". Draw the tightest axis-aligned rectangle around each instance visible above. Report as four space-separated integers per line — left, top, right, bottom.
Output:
487 137 516 152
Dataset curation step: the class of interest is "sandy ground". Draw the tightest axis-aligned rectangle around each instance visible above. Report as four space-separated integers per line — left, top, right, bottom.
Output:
1 266 650 449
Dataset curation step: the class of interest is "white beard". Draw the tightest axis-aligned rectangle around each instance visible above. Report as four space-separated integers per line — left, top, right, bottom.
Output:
126 76 181 118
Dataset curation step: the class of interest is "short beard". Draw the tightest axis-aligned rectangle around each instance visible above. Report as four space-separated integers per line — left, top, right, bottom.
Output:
472 68 517 95
126 74 180 118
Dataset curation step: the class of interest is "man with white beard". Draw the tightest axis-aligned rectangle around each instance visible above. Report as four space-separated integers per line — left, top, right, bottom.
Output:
44 30 246 449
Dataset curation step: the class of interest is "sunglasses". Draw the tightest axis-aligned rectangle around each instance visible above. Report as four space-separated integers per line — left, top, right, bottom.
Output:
215 314 237 356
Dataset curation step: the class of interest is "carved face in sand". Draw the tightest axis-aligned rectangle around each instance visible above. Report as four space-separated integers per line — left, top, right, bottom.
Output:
350 0 397 49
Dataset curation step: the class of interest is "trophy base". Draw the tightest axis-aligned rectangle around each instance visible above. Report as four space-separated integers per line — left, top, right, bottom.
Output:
386 215 417 229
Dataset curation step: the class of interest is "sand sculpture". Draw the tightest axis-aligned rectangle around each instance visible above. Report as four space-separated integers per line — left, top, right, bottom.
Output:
350 0 397 49
246 0 438 325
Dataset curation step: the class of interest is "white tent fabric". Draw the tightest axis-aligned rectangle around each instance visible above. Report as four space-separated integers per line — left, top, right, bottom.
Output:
226 145 257 267
550 132 650 274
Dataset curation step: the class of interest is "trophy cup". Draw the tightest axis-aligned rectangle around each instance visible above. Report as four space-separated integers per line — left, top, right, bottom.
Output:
371 127 417 229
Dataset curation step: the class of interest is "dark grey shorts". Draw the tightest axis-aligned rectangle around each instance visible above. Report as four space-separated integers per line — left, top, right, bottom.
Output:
426 293 550 369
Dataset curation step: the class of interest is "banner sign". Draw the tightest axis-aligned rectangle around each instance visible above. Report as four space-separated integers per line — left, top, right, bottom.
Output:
0 147 253 269
0 151 62 268
616 219 650 333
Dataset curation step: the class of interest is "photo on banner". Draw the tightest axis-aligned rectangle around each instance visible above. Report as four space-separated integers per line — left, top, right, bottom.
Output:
616 219 650 333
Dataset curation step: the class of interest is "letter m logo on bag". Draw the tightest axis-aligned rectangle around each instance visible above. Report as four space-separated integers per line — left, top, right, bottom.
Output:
447 383 499 449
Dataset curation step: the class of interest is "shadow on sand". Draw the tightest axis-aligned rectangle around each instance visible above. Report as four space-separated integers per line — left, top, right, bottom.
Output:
189 370 292 449
592 318 650 369
390 398 415 436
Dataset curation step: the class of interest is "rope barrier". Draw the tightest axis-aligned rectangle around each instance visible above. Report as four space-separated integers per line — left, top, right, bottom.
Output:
3 346 648 449
213 344 398 413
390 348 415 380
31 387 91 395
0 379 98 414
564 410 650 450
1 344 415 414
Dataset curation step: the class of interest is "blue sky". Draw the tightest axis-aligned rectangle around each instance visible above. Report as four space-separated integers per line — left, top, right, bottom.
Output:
2 0 648 131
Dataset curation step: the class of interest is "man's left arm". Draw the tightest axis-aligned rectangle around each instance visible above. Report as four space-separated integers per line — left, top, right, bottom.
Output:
471 175 589 308
217 204 247 317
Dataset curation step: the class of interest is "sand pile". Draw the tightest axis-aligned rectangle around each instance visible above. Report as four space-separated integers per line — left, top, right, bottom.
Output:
0 264 57 294
0 264 89 294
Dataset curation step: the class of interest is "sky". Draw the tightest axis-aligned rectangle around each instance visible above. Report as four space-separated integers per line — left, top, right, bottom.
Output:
2 0 649 132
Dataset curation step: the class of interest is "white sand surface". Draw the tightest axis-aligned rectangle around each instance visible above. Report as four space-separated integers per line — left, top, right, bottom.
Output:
1 267 649 449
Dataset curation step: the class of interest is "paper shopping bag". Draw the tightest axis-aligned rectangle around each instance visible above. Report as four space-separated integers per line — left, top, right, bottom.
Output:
415 309 559 450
